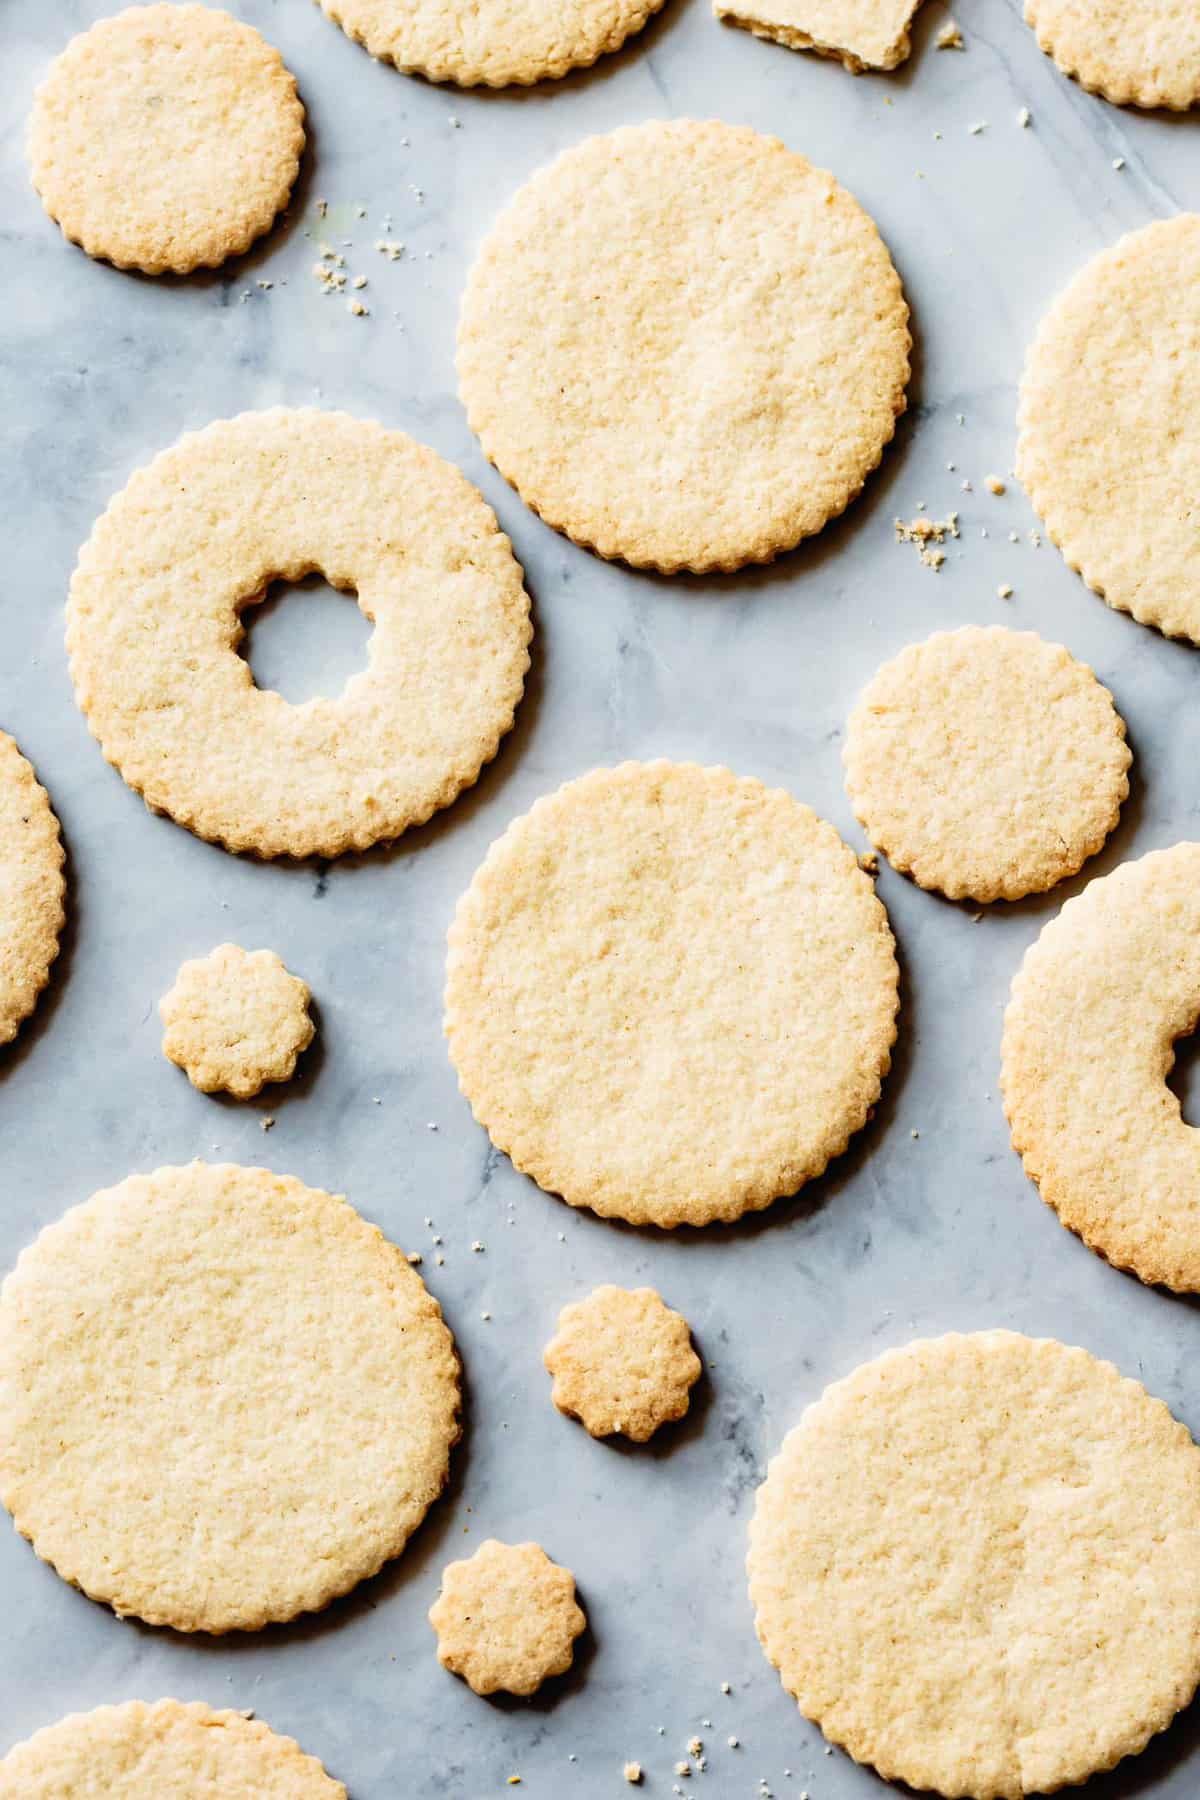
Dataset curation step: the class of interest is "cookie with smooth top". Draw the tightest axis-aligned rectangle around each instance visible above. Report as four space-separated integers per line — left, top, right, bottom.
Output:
318 0 666 85
430 1539 586 1695
1025 0 1200 108
544 1285 701 1441
0 734 65 1047
160 943 314 1097
715 0 924 70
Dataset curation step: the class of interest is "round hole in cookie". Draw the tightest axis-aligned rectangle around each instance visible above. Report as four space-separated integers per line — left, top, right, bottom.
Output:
238 572 373 704
1167 1026 1200 1129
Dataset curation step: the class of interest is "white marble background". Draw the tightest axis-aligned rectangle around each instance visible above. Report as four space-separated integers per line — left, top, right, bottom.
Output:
3 0 1200 1793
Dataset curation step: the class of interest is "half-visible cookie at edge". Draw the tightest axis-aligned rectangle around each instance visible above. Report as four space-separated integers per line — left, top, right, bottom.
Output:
715 0 925 71
28 5 305 274
0 1162 461 1631
843 626 1130 902
67 409 532 858
1017 215 1200 642
1025 0 1200 109
1002 843 1200 1291
445 762 899 1227
458 120 910 573
749 1331 1200 1797
0 734 65 1048
0 1701 345 1797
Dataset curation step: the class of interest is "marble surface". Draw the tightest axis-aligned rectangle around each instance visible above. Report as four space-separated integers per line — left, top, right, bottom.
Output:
3 1 1200 1794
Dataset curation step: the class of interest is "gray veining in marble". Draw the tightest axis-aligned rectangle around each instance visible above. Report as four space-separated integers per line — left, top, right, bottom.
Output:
3 1 1200 1793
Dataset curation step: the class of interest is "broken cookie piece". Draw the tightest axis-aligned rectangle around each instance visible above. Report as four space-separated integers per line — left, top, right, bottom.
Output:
714 0 926 72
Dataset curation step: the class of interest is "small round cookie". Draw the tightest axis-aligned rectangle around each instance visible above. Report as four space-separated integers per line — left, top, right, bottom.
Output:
445 762 899 1227
458 120 910 573
318 0 665 86
160 943 314 1097
28 6 305 275
429 1539 586 1695
1001 842 1200 1291
0 734 66 1047
544 1286 701 1441
1018 216 1200 643
748 1331 1200 1797
843 627 1130 902
0 1162 460 1631
1025 0 1200 109
67 409 532 858
0 1700 344 1797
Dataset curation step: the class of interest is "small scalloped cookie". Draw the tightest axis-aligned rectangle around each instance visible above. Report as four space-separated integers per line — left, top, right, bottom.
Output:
160 944 314 1098
429 1539 586 1695
544 1286 701 1441
0 1700 345 1797
318 0 666 86
28 5 305 275
0 734 66 1047
458 120 910 573
1018 215 1200 643
749 1331 1200 1798
1025 0 1200 109
715 0 924 71
843 627 1130 902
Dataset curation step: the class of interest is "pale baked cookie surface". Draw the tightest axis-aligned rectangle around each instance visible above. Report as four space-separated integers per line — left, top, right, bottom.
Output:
715 0 923 71
318 0 665 85
1025 0 1200 107
28 5 305 274
1001 843 1200 1291
0 1700 344 1797
445 762 899 1227
67 409 532 858
160 943 314 1097
458 121 910 573
748 1331 1200 1798
544 1285 701 1441
843 626 1130 902
0 1162 460 1631
429 1540 586 1695
0 734 65 1047
1018 215 1200 642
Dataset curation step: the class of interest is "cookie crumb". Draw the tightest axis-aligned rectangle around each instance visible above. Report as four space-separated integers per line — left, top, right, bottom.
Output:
985 474 1006 495
858 850 878 874
624 1764 643 1785
1018 105 1032 126
260 1116 275 1131
347 299 368 317
1112 157 1126 170
406 1251 423 1265
935 19 963 48
720 1682 732 1695
895 512 959 569
998 583 1014 599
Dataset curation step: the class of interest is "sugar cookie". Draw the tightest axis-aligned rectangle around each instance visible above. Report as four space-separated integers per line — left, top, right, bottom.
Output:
430 1540 586 1695
67 409 532 858
160 943 314 1097
843 626 1130 902
1025 0 1200 108
749 1331 1200 1797
0 734 65 1047
715 0 924 71
1001 843 1200 1291
28 5 305 274
445 762 899 1227
318 0 665 86
544 1286 701 1441
458 121 910 573
0 1162 460 1631
1018 215 1200 643
0 1700 344 1797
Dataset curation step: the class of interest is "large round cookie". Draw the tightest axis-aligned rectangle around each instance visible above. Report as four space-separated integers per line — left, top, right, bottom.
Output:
445 762 899 1226
1025 0 1200 109
28 5 305 274
1002 843 1200 1291
0 1701 344 1797
67 409 532 858
458 121 910 573
0 1163 461 1631
1018 216 1200 643
749 1331 1200 1798
319 0 665 85
0 734 65 1046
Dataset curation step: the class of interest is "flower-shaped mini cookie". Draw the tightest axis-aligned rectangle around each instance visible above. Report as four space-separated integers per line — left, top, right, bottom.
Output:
429 1539 586 1696
160 943 314 1098
544 1285 701 1442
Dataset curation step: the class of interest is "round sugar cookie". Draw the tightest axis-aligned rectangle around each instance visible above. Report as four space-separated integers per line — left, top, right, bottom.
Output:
0 1700 344 1797
0 1162 461 1631
1018 215 1200 643
445 762 899 1227
1001 843 1200 1291
1025 0 1200 109
457 120 910 573
843 626 1130 902
318 0 665 86
748 1331 1200 1798
0 735 65 1047
67 409 532 858
28 5 305 275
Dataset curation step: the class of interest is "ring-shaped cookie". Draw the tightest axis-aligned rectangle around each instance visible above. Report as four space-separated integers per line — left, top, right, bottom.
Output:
67 409 532 858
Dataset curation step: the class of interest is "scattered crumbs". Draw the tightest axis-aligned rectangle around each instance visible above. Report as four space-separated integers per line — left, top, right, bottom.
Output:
472 1239 486 1253
675 1763 691 1778
375 238 405 259
260 1117 275 1132
859 850 879 875
352 275 368 290
507 1779 521 1788
624 1764 643 1785
985 474 1006 495
1018 105 1032 127
721 1682 732 1695
935 18 963 48
481 1310 492 1321
688 1738 703 1758
347 299 368 317
895 512 959 569
998 582 1014 599
728 1737 740 1749
406 1251 423 1265
1113 156 1126 170
968 120 987 135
